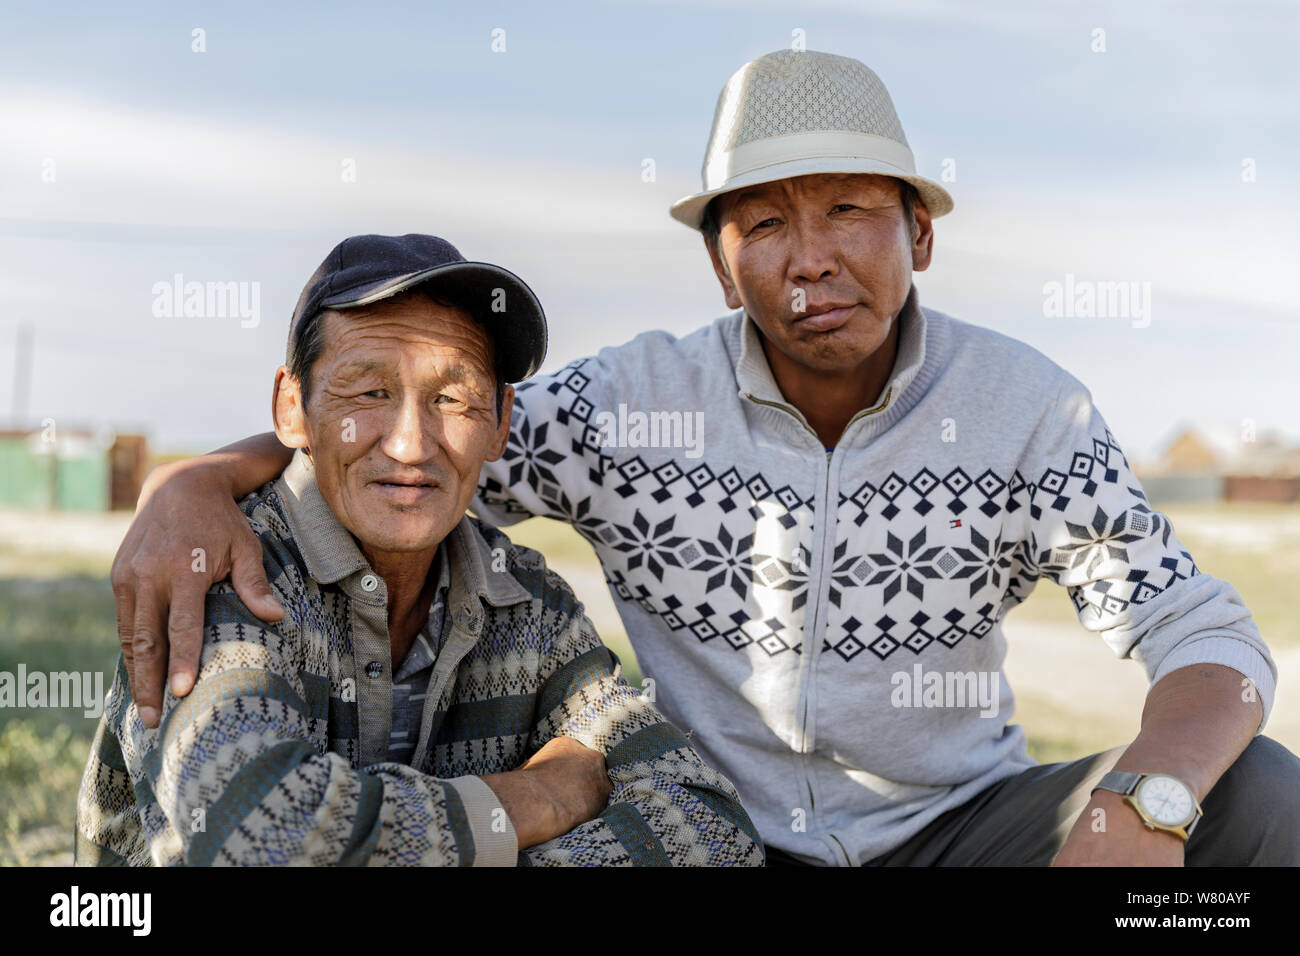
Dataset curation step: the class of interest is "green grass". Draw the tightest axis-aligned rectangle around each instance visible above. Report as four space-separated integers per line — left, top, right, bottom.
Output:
0 575 121 866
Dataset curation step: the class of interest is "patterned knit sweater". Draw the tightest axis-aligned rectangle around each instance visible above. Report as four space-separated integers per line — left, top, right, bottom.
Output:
75 457 764 867
473 285 1278 866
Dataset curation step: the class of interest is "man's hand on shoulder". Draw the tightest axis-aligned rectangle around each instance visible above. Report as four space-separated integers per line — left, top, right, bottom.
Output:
111 455 283 728
479 736 612 850
1051 790 1185 867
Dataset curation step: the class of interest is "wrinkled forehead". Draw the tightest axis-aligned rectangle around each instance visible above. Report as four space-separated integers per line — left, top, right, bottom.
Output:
319 291 496 373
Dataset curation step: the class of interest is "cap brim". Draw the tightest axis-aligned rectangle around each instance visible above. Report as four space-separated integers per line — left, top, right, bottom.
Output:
321 261 548 382
669 158 955 230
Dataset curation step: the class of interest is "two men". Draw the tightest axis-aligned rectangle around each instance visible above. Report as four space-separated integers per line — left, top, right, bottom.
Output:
76 234 763 866
104 50 1299 865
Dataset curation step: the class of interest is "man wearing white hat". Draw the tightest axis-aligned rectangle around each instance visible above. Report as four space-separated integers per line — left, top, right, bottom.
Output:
111 49 1298 866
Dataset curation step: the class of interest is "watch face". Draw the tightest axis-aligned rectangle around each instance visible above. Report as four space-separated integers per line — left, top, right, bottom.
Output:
1135 775 1195 826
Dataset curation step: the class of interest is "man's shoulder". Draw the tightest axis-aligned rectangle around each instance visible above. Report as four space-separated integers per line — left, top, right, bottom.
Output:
587 312 738 366
926 304 1087 399
465 518 621 682
467 517 587 620
515 313 740 401
235 480 309 578
205 481 312 636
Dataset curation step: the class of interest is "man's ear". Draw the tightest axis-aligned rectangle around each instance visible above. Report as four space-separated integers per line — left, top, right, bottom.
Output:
910 200 934 273
272 366 311 450
486 384 514 461
704 234 744 311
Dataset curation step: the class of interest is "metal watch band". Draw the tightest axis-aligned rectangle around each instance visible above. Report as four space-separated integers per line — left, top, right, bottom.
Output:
1092 770 1142 797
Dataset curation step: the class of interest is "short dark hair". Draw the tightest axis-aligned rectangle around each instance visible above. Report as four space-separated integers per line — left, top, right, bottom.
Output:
700 177 922 249
288 286 509 420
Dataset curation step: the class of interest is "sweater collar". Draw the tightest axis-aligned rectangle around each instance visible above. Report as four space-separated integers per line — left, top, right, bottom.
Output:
735 284 928 417
275 448 530 607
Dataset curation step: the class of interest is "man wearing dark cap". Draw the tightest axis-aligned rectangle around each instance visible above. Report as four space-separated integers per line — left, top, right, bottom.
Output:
75 234 763 867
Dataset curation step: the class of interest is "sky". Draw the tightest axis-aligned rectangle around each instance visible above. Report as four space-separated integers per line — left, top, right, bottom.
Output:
1 0 1297 461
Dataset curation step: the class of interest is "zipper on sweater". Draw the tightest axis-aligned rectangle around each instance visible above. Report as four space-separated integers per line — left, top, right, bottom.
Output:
743 391 829 831
796 448 835 750
844 386 893 432
795 392 893 754
828 833 852 866
742 387 896 841
742 385 891 432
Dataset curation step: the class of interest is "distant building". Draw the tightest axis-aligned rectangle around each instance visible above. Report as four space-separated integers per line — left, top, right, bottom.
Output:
0 428 149 511
1136 424 1300 504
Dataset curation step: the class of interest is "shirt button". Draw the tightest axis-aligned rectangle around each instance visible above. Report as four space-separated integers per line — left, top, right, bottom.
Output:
365 661 382 679
360 574 379 592
455 603 474 628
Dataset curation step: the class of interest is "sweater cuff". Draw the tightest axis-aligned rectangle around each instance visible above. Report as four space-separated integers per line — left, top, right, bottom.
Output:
446 775 519 867
1148 635 1277 734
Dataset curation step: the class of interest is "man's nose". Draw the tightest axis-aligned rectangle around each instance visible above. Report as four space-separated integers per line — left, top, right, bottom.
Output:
379 394 437 464
786 219 839 284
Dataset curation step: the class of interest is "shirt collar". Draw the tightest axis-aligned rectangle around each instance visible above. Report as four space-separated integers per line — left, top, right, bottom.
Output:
735 284 928 413
275 448 530 608
431 544 450 598
392 554 448 683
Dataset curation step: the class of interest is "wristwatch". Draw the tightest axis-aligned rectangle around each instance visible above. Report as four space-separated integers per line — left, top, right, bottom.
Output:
1091 771 1203 841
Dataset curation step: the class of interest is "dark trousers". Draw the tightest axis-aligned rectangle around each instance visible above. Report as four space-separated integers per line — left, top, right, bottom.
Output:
766 736 1300 866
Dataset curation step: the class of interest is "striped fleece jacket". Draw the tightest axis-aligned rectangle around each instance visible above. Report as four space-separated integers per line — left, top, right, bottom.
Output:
75 449 764 866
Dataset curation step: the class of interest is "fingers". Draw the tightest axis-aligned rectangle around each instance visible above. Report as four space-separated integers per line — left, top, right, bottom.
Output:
168 521 279 700
111 568 138 694
166 574 210 699
132 583 167 728
230 533 283 623
107 461 267 724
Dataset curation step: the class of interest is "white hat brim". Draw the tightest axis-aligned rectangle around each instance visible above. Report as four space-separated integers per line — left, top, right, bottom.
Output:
669 156 954 231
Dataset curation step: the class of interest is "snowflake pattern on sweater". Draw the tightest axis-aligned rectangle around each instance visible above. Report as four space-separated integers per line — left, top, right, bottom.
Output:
481 357 1200 663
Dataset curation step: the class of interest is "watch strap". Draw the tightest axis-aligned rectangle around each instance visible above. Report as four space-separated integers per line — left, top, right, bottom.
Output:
1092 770 1142 797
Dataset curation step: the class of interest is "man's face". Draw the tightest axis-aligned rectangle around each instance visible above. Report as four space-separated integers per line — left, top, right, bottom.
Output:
706 172 933 375
273 293 512 558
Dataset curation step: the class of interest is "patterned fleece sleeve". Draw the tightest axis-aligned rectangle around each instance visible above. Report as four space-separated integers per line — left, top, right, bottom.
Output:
474 356 611 530
79 576 518 867
516 561 765 867
1017 377 1276 731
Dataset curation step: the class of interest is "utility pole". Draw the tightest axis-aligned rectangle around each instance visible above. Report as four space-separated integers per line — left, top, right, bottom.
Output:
11 322 33 428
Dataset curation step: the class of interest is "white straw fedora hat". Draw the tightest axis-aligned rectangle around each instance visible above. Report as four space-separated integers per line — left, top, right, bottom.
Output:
670 49 954 230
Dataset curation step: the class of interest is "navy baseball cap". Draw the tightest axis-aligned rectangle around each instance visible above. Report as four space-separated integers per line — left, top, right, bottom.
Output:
287 233 547 382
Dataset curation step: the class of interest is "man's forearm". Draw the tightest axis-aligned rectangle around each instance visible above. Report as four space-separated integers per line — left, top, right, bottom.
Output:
197 432 294 498
1053 662 1263 865
478 769 563 851
142 431 292 505
478 736 611 850
1111 662 1261 801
